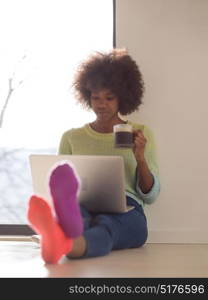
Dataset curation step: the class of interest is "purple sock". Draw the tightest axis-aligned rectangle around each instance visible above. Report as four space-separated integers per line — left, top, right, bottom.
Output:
49 163 83 238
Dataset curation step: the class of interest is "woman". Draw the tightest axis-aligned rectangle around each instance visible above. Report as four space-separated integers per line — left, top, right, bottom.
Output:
28 49 160 263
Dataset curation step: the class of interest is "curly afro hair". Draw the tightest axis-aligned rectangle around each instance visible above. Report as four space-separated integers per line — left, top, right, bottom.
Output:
72 48 145 115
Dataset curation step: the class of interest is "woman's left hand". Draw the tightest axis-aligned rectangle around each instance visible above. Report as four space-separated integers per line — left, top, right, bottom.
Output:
132 130 147 162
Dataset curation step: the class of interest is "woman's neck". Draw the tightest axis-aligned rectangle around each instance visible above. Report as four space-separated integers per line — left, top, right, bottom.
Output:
90 118 127 133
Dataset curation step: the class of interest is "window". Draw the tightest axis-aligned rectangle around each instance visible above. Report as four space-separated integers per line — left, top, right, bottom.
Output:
0 0 114 234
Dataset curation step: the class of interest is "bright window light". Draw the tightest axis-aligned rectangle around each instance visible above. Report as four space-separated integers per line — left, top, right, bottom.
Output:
0 0 113 223
0 0 113 148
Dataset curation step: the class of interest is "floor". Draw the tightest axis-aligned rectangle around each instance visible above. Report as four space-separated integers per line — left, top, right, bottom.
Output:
1 236 208 278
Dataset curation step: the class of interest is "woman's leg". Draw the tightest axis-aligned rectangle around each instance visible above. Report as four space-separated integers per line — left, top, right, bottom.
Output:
67 235 87 258
44 163 147 259
74 197 148 258
65 206 92 258
80 205 93 231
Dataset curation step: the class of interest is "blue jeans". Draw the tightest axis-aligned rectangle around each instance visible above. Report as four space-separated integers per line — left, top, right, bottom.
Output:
80 197 148 257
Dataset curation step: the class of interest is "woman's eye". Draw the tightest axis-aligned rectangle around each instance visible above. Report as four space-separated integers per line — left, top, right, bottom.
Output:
107 97 113 101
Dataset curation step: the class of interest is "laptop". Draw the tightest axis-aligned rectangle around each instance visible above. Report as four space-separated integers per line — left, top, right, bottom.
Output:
29 154 130 213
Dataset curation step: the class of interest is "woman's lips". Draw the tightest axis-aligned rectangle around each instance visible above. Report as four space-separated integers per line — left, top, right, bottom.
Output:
96 111 108 115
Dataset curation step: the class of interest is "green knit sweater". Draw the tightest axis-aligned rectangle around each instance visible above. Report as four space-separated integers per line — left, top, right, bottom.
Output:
58 121 160 207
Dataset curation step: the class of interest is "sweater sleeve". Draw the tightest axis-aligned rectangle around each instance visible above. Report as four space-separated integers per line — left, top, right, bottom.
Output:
136 172 160 204
136 125 160 204
143 125 159 176
58 130 73 154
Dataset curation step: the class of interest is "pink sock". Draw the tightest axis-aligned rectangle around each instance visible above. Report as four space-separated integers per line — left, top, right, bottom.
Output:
49 163 83 238
27 195 72 264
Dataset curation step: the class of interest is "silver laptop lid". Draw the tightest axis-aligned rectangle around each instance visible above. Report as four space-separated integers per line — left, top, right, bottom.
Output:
29 154 127 213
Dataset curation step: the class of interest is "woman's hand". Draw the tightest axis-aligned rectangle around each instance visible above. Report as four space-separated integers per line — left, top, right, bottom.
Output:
133 129 154 193
132 130 147 162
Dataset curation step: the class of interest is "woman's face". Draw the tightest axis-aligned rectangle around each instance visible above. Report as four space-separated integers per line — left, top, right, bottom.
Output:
90 89 119 122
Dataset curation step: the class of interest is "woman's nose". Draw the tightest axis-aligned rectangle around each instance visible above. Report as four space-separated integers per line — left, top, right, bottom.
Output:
97 98 107 107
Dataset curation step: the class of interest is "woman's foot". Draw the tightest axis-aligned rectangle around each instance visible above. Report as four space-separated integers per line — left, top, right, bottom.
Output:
27 195 72 264
49 163 83 238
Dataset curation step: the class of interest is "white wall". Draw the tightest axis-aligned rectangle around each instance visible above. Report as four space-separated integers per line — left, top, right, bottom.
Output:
116 0 208 243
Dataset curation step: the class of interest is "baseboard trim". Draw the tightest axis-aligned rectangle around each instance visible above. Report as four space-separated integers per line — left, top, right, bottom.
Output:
0 225 35 235
147 229 208 244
